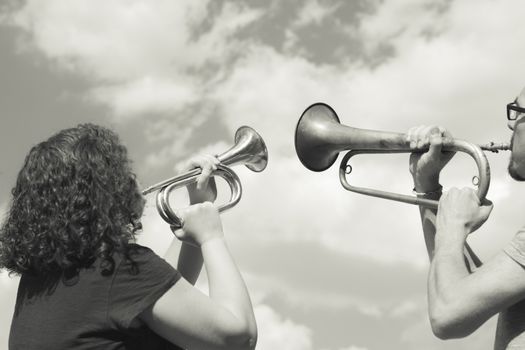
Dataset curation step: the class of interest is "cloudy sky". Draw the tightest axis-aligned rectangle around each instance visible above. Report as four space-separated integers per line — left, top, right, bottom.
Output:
2 0 525 349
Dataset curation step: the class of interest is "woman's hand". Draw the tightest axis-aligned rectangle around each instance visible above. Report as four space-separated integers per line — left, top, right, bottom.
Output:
176 155 219 204
171 202 224 247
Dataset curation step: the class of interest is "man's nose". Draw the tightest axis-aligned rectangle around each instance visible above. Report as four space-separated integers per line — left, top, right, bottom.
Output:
508 120 516 130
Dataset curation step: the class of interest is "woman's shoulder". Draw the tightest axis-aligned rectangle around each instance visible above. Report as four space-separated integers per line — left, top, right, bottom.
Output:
107 243 181 330
125 243 162 262
126 242 155 255
115 243 177 276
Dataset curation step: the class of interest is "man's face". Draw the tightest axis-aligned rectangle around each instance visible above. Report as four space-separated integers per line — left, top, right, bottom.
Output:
508 91 525 181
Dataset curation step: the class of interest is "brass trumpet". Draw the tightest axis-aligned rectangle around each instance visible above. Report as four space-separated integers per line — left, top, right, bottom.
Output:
143 126 268 228
295 102 510 209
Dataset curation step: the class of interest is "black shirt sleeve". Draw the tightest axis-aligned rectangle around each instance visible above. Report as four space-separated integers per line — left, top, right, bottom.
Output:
107 245 181 330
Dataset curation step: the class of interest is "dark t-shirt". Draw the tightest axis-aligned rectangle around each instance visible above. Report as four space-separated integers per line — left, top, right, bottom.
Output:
9 244 182 350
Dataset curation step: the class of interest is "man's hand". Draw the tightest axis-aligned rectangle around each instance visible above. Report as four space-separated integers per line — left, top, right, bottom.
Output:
436 187 493 244
407 125 455 192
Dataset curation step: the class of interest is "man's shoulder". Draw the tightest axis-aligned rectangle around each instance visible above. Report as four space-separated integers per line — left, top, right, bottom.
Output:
503 226 525 266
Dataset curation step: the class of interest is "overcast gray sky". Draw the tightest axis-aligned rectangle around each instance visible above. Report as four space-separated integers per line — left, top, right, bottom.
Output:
2 1 525 349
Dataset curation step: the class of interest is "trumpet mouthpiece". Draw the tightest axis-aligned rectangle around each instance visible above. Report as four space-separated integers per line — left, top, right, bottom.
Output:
479 142 511 153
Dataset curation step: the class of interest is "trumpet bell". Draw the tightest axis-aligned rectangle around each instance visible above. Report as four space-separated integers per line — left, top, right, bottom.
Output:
295 103 342 172
221 126 268 173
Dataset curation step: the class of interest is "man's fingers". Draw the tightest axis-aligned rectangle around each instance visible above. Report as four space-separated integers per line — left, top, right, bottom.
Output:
406 126 418 144
481 198 493 206
407 125 443 149
427 133 444 159
407 125 425 148
480 199 494 218
416 126 439 148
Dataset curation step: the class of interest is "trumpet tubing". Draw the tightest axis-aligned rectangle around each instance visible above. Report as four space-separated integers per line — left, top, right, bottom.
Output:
143 126 268 228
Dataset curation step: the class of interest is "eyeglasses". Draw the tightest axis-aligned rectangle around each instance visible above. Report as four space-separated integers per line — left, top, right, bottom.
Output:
507 99 525 120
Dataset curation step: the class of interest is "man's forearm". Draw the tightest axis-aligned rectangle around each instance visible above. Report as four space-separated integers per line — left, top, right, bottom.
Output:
427 237 474 338
418 200 481 269
419 206 438 258
429 240 470 301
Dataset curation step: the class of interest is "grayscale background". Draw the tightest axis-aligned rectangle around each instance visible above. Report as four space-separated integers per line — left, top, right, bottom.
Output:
2 1 525 349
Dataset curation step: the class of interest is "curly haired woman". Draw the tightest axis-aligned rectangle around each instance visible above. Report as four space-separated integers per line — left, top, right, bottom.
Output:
0 124 257 350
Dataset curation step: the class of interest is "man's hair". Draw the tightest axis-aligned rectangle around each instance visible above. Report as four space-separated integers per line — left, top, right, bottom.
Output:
0 124 145 275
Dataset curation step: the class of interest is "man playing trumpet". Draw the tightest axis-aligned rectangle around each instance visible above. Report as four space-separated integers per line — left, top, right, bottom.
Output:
408 87 525 349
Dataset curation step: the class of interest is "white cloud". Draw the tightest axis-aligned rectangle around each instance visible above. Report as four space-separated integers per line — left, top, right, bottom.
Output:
292 0 341 28
0 271 19 350
244 270 386 319
255 302 373 350
221 153 431 266
284 0 342 53
6 0 524 141
142 117 216 169
91 76 201 117
388 299 421 319
255 304 314 350
0 201 17 348
6 0 263 119
356 0 448 51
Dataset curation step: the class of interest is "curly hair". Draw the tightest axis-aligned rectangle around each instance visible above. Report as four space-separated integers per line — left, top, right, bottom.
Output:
0 124 145 276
